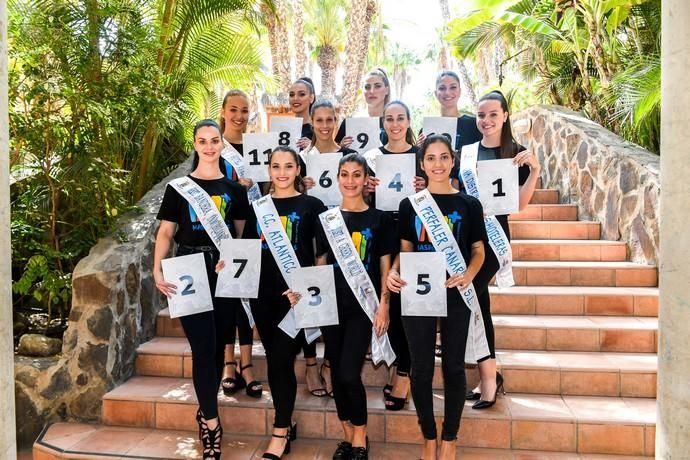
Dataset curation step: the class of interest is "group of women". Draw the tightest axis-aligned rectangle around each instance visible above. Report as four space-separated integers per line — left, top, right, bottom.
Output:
153 68 541 460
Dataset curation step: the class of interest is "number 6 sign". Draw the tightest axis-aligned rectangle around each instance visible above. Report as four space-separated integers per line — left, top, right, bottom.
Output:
476 158 519 216
215 239 262 298
346 117 382 153
291 265 339 328
306 152 343 206
400 252 447 317
161 252 214 318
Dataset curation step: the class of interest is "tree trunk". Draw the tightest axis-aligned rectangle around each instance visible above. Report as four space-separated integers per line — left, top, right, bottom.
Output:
275 0 292 92
293 0 307 78
438 0 476 105
318 45 337 99
340 0 377 116
262 3 281 81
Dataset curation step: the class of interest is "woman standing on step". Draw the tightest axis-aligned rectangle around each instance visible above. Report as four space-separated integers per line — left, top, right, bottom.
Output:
154 119 252 460
215 89 263 401
464 90 540 410
228 146 326 459
289 77 317 150
387 134 487 460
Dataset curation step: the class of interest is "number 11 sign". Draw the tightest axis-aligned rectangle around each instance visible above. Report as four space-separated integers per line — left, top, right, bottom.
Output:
476 158 519 216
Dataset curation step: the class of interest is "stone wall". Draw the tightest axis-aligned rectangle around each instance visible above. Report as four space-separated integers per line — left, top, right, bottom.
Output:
14 158 191 447
513 105 660 265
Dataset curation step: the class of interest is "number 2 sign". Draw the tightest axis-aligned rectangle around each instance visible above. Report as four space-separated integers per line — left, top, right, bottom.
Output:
161 252 214 318
291 265 339 328
476 158 519 216
346 117 382 153
215 239 262 298
400 252 447 317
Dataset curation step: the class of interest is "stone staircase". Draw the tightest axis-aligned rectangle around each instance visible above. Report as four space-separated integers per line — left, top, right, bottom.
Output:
33 187 658 459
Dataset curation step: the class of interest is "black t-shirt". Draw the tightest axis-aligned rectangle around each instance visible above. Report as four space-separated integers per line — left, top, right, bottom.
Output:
157 175 251 246
316 207 396 309
456 115 483 150
300 146 357 177
367 145 422 221
397 192 487 303
301 123 314 141
219 142 244 181
243 194 326 295
335 117 388 146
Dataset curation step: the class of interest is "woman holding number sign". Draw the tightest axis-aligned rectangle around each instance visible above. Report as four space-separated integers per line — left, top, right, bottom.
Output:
387 135 487 460
154 119 251 460
464 90 540 410
288 77 316 150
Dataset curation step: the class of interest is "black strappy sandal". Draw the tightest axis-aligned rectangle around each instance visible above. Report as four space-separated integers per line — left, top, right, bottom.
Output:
239 362 263 398
385 370 410 411
261 424 294 459
197 412 222 460
305 361 327 397
320 361 334 398
221 361 245 396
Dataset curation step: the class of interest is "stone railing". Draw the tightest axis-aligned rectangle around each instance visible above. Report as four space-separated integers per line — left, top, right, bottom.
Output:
513 105 660 265
14 157 191 446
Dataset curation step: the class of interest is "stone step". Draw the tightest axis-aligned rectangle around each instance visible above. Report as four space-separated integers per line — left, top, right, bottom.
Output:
490 286 659 317
98 376 656 456
511 261 657 287
510 204 578 221
509 221 601 240
494 315 657 353
511 240 627 262
530 189 560 204
135 337 656 398
33 422 654 459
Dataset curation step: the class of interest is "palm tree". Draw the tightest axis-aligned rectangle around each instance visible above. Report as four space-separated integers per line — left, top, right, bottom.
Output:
388 43 420 99
304 0 347 98
438 0 477 105
293 0 308 77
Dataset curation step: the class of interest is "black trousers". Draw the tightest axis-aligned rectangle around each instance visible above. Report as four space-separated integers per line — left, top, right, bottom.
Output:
322 303 372 427
387 291 411 374
251 292 303 428
472 247 500 360
231 304 254 347
176 247 240 420
402 298 470 441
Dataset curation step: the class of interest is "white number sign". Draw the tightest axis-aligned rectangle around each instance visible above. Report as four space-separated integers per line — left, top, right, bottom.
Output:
215 239 262 298
423 117 458 148
307 152 343 207
346 117 382 153
477 158 519 216
270 116 303 151
375 153 415 212
243 132 279 183
291 265 339 328
161 252 214 318
400 252 447 317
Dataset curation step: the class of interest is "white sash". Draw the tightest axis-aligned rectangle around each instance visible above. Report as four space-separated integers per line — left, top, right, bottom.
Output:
318 207 396 366
362 147 382 173
221 140 262 202
169 177 255 327
252 195 321 343
460 143 515 288
408 189 490 363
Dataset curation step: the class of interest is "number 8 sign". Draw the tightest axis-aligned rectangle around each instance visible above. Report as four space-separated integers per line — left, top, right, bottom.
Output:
476 158 519 216
270 116 303 152
161 252 214 318
215 239 262 298
291 265 339 328
400 252 447 317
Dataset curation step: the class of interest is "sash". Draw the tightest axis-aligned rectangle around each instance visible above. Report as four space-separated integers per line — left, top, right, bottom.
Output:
221 140 262 202
318 207 396 366
408 189 490 363
362 147 382 174
169 177 255 327
252 195 321 343
459 143 515 288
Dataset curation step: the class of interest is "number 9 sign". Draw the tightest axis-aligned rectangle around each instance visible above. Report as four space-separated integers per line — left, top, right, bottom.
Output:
346 117 382 153
291 265 339 328
400 252 447 317
161 252 214 318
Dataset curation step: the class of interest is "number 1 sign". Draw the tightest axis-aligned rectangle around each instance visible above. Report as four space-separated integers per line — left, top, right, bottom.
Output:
346 117 382 153
400 252 447 317
215 239 262 298
243 132 279 183
161 252 214 318
476 158 519 216
291 265 339 328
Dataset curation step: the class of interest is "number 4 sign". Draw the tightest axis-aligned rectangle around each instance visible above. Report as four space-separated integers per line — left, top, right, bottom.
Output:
346 117 382 153
215 239 262 298
476 158 519 216
375 153 415 211
161 252 214 318
400 252 447 317
291 265 339 328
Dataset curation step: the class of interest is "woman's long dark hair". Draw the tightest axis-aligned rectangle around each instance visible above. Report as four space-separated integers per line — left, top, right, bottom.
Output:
293 77 316 114
191 119 222 171
219 89 249 134
383 100 416 146
419 133 457 178
309 98 337 146
478 90 518 160
268 146 305 193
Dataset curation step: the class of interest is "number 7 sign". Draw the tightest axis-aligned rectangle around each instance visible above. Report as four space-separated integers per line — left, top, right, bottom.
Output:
476 158 519 216
215 239 262 298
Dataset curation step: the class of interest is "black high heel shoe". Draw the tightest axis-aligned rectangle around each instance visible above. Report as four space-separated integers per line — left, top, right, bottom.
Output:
221 361 245 395
385 371 410 411
198 415 222 460
467 370 503 400
261 424 294 459
239 362 263 398
350 436 370 460
472 372 505 410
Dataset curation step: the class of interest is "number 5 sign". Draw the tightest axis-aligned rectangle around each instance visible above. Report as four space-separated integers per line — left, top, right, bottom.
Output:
306 152 343 206
161 252 214 318
346 117 382 153
476 158 519 216
400 252 447 317
291 265 339 328
215 239 262 298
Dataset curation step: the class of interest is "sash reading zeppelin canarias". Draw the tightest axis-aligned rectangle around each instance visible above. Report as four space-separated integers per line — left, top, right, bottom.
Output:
459 142 515 288
168 177 256 327
319 207 397 366
252 195 322 343
221 140 262 202
408 189 490 363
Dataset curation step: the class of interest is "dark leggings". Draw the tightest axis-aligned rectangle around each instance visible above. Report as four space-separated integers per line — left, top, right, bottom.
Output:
322 304 372 427
301 338 317 359
251 293 303 428
473 245 500 360
402 299 470 441
176 248 240 420
233 304 254 346
387 291 411 374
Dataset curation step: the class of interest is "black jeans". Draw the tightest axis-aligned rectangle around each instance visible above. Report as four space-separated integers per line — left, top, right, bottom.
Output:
387 291 411 374
176 247 240 420
402 297 470 441
473 245 500 360
322 303 372 427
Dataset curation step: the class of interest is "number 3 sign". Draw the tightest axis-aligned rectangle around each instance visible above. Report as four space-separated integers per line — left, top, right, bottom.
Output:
161 252 214 318
291 265 339 328
346 117 382 153
476 158 519 216
400 252 447 317
215 239 262 298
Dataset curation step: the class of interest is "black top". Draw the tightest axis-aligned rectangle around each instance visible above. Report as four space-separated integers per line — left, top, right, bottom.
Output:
367 145 422 219
335 117 388 147
157 175 251 246
456 115 483 150
301 123 314 141
301 146 357 177
243 194 326 295
397 192 487 303
219 142 244 181
316 207 396 310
